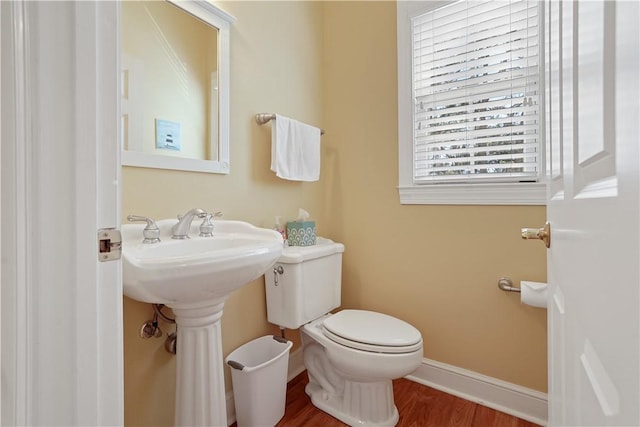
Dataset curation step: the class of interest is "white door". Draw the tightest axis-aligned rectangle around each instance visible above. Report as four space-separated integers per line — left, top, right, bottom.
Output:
1 1 123 425
543 1 639 425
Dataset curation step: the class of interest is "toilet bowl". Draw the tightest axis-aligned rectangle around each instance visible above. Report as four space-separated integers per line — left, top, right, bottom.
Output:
264 238 423 426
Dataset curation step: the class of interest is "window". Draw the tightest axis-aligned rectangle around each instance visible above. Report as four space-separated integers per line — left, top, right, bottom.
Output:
397 0 546 205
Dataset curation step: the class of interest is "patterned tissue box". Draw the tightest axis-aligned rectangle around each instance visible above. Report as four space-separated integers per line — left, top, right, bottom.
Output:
286 221 317 246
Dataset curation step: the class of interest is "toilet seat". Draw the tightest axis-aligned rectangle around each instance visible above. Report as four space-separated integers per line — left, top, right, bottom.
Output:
322 310 422 354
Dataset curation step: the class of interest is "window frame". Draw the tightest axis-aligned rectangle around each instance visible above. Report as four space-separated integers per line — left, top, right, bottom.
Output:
397 0 547 206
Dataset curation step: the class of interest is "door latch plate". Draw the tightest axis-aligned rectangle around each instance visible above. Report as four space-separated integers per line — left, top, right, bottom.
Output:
98 228 122 262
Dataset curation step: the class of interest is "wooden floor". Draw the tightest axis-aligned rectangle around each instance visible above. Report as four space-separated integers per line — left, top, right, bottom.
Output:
240 371 540 427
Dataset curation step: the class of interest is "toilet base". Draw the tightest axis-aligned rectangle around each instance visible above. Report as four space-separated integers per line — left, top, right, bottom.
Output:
305 379 399 427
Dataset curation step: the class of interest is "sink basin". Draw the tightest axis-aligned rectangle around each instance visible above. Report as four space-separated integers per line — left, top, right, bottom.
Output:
122 219 283 308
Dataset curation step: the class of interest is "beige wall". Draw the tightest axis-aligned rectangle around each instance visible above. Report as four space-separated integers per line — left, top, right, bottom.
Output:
322 0 547 390
122 2 324 425
122 2 547 426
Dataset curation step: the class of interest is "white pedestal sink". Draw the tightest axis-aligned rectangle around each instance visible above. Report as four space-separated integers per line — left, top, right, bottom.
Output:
122 219 283 426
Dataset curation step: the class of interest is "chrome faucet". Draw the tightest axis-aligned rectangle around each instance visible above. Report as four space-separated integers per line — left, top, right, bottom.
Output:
172 208 207 239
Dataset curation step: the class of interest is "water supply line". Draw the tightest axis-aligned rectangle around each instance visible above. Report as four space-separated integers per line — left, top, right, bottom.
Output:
153 304 176 323
139 304 177 354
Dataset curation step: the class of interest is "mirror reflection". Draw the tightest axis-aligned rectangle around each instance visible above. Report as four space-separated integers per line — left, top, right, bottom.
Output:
121 1 219 162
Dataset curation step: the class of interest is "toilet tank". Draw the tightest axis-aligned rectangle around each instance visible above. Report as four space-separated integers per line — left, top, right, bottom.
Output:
265 237 344 329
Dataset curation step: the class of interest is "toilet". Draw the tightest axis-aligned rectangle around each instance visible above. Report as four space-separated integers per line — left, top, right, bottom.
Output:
265 237 423 426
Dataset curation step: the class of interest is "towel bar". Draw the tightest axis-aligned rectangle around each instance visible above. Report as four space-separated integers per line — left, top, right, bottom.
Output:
255 113 325 135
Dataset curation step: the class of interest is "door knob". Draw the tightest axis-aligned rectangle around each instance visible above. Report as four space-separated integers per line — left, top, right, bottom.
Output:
521 221 551 248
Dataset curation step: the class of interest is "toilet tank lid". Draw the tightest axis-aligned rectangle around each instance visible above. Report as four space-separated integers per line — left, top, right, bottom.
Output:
278 237 345 263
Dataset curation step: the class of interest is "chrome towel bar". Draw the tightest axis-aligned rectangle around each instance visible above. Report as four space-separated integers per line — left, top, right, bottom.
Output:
255 113 325 135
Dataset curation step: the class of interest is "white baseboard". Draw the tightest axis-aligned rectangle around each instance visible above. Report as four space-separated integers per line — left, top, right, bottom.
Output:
287 347 306 381
226 390 236 427
227 352 548 427
226 348 306 426
406 358 548 426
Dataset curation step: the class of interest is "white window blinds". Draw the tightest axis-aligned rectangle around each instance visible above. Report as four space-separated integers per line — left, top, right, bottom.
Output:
412 0 540 184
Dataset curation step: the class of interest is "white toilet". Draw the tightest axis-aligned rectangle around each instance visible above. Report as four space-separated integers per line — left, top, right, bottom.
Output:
265 237 423 426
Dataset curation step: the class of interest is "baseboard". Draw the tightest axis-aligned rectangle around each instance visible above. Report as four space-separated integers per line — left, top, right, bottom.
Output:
226 390 236 427
226 348 305 426
287 347 306 381
406 358 548 426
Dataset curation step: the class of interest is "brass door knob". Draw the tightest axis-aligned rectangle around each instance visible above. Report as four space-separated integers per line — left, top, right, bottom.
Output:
521 221 551 248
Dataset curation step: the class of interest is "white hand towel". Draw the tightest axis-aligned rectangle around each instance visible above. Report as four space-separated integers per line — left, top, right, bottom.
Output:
271 114 321 181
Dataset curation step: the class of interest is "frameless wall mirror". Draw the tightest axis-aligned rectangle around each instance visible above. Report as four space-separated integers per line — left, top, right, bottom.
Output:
121 0 234 174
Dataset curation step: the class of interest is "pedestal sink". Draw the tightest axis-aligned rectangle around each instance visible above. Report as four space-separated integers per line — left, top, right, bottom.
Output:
122 219 283 427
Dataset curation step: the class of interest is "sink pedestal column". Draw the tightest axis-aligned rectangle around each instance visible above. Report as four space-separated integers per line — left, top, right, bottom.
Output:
172 300 228 427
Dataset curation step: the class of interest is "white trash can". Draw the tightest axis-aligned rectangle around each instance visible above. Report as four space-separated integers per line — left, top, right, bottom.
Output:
226 335 292 427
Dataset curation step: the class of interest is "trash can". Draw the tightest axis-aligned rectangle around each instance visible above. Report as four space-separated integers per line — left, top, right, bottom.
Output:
226 335 293 427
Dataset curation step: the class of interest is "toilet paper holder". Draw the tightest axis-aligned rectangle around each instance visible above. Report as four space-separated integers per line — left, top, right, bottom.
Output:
498 277 521 293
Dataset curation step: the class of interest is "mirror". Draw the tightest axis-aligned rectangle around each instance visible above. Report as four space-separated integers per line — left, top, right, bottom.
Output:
120 0 234 174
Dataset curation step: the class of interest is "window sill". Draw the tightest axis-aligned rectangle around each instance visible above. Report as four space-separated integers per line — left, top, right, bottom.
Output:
398 182 547 206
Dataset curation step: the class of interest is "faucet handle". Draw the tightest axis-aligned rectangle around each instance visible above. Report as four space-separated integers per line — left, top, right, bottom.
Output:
199 211 222 237
127 215 161 244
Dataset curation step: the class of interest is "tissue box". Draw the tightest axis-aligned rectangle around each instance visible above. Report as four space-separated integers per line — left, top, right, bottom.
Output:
286 221 316 246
